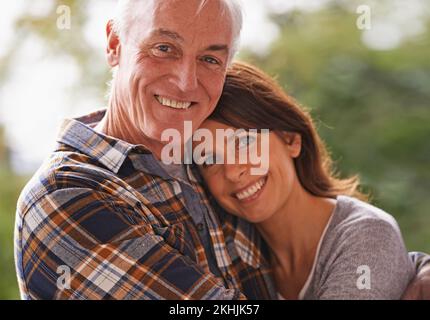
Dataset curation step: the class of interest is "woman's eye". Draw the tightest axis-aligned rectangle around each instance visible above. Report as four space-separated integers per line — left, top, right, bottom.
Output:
236 135 256 149
202 158 214 168
202 163 213 169
201 153 223 168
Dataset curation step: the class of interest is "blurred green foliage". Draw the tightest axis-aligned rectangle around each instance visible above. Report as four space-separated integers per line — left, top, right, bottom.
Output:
0 169 27 299
0 1 429 299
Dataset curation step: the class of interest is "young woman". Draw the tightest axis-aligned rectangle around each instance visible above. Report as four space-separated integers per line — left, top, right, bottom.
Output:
194 62 414 299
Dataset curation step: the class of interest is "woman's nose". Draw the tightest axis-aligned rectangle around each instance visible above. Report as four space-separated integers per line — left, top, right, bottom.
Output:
224 163 247 183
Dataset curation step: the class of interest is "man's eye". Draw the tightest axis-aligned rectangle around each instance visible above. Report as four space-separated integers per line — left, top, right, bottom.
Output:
202 56 220 65
150 44 175 57
156 44 171 53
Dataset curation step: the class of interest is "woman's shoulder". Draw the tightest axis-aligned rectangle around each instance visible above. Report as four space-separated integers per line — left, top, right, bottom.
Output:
320 195 407 259
330 195 401 237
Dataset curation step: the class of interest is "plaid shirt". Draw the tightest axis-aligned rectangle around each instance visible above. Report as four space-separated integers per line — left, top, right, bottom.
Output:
14 110 276 300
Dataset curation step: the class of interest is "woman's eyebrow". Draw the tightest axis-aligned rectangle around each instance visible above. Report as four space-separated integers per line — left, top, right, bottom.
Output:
227 131 248 143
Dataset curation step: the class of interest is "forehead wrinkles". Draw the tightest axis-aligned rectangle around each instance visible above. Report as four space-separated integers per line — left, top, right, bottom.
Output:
153 0 233 43
155 0 228 17
195 0 232 24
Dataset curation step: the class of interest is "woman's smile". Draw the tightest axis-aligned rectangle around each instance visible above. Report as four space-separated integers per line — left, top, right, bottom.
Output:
231 175 268 204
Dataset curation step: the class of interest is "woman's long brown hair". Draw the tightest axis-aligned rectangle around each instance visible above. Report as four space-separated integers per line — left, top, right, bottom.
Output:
210 61 367 201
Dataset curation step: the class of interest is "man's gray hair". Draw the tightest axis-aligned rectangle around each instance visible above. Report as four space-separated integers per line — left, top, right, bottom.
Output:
113 0 243 64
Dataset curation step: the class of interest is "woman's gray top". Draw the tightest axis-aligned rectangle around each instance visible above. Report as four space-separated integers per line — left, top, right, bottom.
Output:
280 195 414 300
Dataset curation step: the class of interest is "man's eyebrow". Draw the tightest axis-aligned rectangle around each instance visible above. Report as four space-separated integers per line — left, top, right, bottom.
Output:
151 28 184 42
204 44 229 54
148 29 229 54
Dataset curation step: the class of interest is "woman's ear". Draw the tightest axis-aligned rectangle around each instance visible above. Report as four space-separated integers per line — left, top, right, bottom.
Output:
288 134 302 158
106 20 121 67
279 132 302 158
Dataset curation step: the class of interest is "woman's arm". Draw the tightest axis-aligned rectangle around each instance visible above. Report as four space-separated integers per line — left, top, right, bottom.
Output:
316 219 414 300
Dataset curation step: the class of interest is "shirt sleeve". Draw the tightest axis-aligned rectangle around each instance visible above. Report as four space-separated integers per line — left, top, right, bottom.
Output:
317 219 414 300
409 251 430 272
18 188 244 300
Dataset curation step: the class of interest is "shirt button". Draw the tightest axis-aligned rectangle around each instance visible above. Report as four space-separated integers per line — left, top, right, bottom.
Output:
196 223 205 232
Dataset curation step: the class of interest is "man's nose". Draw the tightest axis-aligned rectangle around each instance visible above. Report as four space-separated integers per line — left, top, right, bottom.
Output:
224 163 248 183
171 58 198 92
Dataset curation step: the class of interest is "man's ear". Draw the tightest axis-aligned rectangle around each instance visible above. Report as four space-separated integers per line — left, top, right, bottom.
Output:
279 132 302 158
106 20 121 67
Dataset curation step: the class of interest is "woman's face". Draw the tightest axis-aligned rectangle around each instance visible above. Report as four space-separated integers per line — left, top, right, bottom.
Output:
195 119 302 223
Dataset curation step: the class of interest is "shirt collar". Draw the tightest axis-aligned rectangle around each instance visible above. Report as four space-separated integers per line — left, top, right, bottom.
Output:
130 153 192 186
56 109 140 174
56 109 193 185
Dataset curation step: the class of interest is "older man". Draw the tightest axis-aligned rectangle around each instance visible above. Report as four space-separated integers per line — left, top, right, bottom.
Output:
14 0 275 300
14 0 429 300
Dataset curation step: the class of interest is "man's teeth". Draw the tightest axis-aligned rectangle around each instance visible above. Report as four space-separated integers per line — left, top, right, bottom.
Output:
235 177 267 200
156 95 192 109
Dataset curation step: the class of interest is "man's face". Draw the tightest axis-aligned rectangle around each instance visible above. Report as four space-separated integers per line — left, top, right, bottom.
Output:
112 0 234 149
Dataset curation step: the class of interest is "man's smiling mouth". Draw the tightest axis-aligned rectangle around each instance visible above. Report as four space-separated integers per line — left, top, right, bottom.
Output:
155 95 193 110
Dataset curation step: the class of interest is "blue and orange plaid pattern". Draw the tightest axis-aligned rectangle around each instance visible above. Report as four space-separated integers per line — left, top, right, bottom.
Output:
14 110 276 300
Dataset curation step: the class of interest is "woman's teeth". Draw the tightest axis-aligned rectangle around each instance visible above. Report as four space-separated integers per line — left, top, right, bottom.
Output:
155 95 192 109
235 177 267 201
